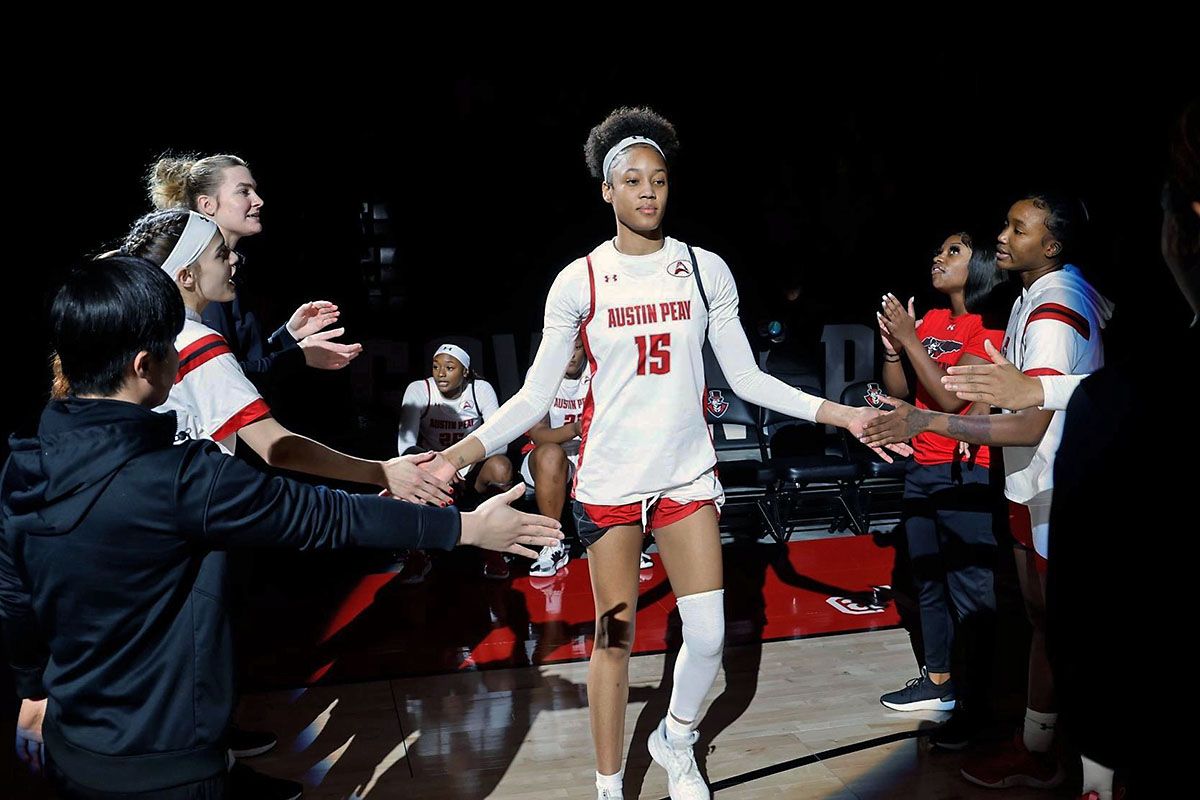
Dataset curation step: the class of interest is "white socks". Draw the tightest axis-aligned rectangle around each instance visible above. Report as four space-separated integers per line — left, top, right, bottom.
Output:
1023 707 1057 753
596 769 623 793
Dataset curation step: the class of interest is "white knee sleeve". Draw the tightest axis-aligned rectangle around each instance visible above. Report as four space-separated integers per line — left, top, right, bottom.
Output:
668 589 725 726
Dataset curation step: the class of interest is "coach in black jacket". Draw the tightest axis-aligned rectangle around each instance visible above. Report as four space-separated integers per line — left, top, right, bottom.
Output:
0 257 558 796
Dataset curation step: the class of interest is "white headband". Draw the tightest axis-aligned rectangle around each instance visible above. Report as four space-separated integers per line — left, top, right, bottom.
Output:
602 136 665 183
161 211 220 278
434 344 471 371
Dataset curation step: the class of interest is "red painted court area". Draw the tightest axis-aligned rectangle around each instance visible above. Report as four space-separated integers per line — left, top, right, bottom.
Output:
242 535 899 688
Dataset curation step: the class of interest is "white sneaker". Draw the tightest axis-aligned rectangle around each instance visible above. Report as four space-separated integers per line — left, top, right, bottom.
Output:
640 551 653 570
530 541 569 577
596 788 623 799
647 718 709 799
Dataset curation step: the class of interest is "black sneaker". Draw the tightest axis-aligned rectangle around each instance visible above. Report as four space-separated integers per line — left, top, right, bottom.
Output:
228 724 277 758
228 725 277 758
879 667 956 712
228 761 302 800
928 711 974 750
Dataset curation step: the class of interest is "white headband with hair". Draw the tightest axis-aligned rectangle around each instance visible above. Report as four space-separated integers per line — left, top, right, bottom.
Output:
602 136 665 183
434 344 471 371
161 211 220 278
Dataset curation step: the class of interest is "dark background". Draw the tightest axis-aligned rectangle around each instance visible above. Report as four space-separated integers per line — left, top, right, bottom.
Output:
7 60 1194 443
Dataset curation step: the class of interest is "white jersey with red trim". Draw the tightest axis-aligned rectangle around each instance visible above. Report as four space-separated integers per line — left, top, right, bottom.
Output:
542 369 590 460
471 237 825 506
154 312 270 455
397 377 502 455
1000 264 1113 508
573 238 719 504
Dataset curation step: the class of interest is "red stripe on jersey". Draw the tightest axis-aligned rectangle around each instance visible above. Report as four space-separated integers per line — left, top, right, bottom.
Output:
175 342 234 383
178 333 226 363
1023 368 1064 378
582 255 598 333
574 257 600 496
211 398 271 442
1026 303 1091 341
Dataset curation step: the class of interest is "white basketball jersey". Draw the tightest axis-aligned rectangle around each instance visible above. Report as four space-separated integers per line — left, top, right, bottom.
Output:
155 313 269 455
546 370 590 459
575 237 717 504
1000 265 1112 506
400 377 500 452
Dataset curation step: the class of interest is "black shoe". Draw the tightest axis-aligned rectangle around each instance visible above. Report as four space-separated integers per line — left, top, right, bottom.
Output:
879 667 956 712
228 725 277 758
928 711 974 751
228 761 302 800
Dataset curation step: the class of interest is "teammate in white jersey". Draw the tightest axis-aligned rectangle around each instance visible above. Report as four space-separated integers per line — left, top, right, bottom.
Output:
862 193 1112 790
425 107 909 800
119 208 455 506
396 343 513 579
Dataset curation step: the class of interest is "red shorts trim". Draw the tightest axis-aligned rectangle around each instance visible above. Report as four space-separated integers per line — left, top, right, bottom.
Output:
1008 501 1047 574
573 497 718 545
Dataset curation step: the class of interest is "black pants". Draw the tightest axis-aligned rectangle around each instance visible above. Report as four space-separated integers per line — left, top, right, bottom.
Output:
902 458 997 705
48 760 227 800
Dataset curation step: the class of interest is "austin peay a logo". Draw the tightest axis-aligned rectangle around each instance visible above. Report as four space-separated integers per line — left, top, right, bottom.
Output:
922 336 963 360
863 382 887 409
706 389 730 417
667 260 692 277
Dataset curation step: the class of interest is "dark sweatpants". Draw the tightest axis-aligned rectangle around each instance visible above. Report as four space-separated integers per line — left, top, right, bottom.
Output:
902 458 998 709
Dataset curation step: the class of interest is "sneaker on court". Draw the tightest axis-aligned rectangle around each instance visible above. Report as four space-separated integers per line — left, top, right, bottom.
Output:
927 711 974 751
392 550 431 584
640 552 654 570
647 718 710 799
960 733 1065 789
530 541 569 577
227 761 303 800
228 725 277 758
483 551 511 580
879 667 956 712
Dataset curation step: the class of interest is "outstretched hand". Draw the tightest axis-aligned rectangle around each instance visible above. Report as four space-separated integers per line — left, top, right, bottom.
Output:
287 300 340 340
942 340 1042 410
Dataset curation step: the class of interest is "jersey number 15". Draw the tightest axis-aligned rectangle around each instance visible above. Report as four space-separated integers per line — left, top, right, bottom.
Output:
635 333 671 375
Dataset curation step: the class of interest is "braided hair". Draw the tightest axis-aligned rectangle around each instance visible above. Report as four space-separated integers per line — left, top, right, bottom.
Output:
121 208 193 268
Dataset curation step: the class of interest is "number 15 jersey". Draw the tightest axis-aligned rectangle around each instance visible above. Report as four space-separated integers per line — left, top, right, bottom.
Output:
473 237 825 506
